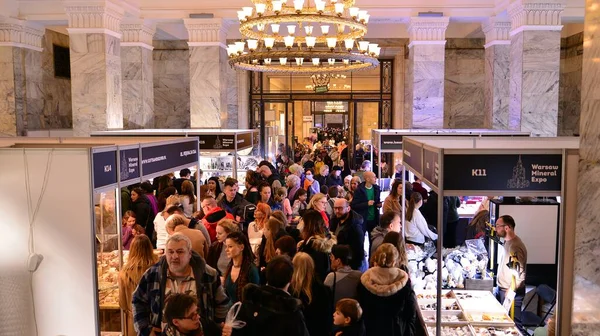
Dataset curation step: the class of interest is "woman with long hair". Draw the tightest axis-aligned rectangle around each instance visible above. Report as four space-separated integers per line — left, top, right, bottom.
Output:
382 231 409 272
466 209 490 240
404 192 437 246
206 176 223 200
298 210 337 282
206 219 240 277
154 195 180 250
257 218 289 271
119 235 158 336
358 243 417 336
157 186 178 212
180 180 196 217
122 210 137 250
291 252 333 336
244 170 261 204
130 187 154 243
383 179 403 217
307 192 330 228
258 182 279 211
223 231 259 303
247 203 271 255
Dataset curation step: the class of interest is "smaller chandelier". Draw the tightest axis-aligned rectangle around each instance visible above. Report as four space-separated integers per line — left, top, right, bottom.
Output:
229 0 381 74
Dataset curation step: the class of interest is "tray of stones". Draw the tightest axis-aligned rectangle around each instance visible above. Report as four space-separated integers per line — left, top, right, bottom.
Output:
470 326 522 336
419 299 461 311
426 324 474 336
422 310 467 324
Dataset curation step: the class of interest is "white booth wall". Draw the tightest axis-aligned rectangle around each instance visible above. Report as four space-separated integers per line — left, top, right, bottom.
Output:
0 148 96 336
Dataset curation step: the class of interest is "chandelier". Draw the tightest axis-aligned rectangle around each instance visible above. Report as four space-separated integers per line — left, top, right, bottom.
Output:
305 73 348 90
228 0 381 74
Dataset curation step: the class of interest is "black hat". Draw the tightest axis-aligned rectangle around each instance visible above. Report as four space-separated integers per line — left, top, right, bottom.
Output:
332 165 343 171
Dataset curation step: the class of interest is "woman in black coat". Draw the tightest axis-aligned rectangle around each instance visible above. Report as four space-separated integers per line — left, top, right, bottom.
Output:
130 187 154 241
298 210 337 282
358 243 418 336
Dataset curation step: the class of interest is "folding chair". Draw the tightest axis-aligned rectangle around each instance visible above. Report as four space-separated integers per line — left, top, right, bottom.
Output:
521 284 556 335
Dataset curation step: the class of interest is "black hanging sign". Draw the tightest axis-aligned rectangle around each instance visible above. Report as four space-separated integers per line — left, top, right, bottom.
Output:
423 148 439 188
198 134 236 150
92 149 118 190
141 140 198 176
119 148 140 184
443 154 562 192
237 133 253 150
403 140 422 173
380 134 404 151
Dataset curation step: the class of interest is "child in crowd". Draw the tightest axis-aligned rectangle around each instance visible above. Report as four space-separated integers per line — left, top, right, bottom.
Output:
122 211 137 250
332 299 365 336
292 189 308 217
274 187 293 219
131 224 145 238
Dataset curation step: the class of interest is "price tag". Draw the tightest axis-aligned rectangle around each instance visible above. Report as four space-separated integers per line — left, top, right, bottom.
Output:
503 289 516 312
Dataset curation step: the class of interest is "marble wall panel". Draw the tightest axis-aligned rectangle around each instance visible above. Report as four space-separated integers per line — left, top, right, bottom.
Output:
122 46 154 129
573 2 600 334
189 46 224 128
224 63 238 129
22 49 44 130
484 45 510 129
152 41 190 128
509 32 524 131
12 47 25 134
559 32 583 136
444 39 485 129
70 33 123 136
41 29 72 129
393 48 405 129
0 46 17 135
407 44 446 129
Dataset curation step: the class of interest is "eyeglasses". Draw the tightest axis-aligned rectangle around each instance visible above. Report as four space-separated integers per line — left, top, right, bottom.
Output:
180 311 199 320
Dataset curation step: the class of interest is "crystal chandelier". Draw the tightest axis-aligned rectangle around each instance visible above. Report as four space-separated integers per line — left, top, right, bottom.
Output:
228 0 381 74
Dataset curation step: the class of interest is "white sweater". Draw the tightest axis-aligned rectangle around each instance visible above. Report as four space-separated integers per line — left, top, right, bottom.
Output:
405 209 438 244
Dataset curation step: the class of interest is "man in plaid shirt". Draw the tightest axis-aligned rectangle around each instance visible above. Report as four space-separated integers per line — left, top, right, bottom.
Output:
132 233 230 336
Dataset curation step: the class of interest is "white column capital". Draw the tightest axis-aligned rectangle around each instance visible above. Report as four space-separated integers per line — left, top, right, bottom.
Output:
508 0 565 35
120 20 155 50
407 16 449 48
65 0 125 37
183 18 230 48
0 19 44 51
482 17 511 48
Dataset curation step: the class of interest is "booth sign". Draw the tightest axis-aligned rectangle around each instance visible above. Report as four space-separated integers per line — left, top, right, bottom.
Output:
403 140 423 173
119 148 140 183
381 134 404 151
142 140 199 176
443 154 562 192
92 150 118 190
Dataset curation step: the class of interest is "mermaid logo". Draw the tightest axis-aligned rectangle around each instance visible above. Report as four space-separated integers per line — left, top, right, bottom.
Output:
507 155 530 189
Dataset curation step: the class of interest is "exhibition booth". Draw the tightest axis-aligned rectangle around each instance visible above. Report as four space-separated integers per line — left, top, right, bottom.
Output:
0 137 199 336
400 136 579 336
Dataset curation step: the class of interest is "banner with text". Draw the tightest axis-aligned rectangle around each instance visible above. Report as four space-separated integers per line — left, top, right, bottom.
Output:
381 134 404 151
119 148 140 184
92 150 118 190
443 154 562 192
423 148 440 188
403 140 423 174
198 134 236 151
141 140 199 176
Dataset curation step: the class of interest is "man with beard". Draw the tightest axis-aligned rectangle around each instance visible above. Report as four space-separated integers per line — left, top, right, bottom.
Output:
132 234 229 335
494 215 527 331
330 198 365 271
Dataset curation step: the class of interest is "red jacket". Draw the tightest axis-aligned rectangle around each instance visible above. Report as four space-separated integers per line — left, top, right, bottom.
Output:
202 207 234 242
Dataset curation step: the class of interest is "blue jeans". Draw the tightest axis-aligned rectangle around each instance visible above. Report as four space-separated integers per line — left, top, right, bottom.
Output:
494 286 525 331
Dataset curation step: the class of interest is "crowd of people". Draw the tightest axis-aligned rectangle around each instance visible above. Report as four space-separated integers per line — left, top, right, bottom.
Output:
114 137 535 336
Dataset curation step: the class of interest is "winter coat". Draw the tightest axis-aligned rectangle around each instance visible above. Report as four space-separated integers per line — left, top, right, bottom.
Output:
357 267 417 336
298 235 337 282
131 195 153 230
326 175 344 188
132 252 230 335
383 195 402 217
330 211 365 270
350 183 381 232
332 320 366 336
293 278 333 336
232 284 310 336
174 226 208 259
202 208 234 242
369 226 390 257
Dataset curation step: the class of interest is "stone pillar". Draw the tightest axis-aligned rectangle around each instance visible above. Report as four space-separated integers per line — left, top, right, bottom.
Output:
237 70 249 129
0 20 44 136
393 46 405 130
184 18 230 128
508 0 564 136
572 0 600 334
120 20 155 129
482 18 511 129
405 17 449 129
65 2 124 136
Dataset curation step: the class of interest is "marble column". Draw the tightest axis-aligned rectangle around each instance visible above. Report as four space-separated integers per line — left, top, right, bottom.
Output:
0 20 44 136
184 18 231 128
508 0 564 136
237 70 249 129
120 21 155 129
483 18 511 129
392 47 405 129
65 2 124 136
405 17 449 129
572 0 600 334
